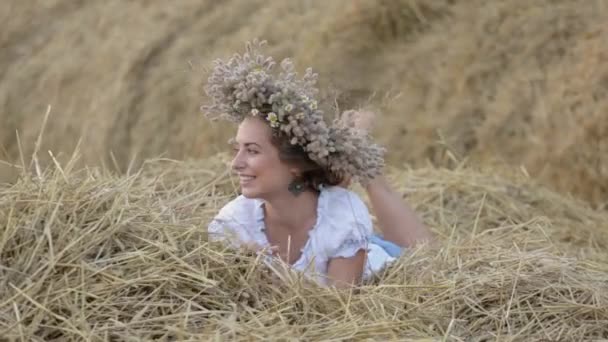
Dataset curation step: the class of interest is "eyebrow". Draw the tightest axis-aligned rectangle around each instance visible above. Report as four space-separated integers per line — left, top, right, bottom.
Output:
233 141 262 148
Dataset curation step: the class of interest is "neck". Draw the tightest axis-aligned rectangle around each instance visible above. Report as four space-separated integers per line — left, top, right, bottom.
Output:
263 190 319 231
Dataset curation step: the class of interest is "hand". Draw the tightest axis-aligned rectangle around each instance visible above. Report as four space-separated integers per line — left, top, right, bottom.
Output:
336 110 381 188
338 109 377 134
338 109 376 189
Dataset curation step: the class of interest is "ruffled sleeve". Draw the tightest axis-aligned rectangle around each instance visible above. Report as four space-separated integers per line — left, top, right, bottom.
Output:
314 187 373 260
207 196 263 248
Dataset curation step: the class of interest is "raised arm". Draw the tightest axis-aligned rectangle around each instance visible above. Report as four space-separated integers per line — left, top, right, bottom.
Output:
337 109 433 248
364 176 432 248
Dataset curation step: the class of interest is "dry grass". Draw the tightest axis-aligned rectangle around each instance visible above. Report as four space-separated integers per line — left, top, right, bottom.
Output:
0 0 350 178
375 0 608 207
1 152 607 340
2 0 606 207
2 1 608 340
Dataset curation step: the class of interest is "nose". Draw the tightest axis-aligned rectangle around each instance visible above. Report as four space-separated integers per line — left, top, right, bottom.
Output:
231 149 246 172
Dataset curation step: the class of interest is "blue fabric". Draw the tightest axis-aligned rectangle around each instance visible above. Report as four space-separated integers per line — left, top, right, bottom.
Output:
370 234 404 258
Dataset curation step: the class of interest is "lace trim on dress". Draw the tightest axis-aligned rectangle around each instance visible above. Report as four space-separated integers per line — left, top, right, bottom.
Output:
331 237 369 259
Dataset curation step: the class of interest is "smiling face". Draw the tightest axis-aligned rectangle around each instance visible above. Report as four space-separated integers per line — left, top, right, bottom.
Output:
231 117 297 199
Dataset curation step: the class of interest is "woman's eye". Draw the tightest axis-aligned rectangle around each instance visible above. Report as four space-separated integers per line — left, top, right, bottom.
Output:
248 149 259 155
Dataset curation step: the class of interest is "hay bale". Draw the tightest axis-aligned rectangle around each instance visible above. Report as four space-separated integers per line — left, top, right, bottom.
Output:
1 155 607 340
383 165 608 259
3 0 605 207
0 0 449 175
375 0 608 206
0 0 349 173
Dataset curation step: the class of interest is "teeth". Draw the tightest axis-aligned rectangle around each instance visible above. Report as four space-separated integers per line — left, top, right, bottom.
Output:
240 175 255 180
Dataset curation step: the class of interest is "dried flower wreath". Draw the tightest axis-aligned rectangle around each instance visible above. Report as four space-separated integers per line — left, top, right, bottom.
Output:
202 39 385 183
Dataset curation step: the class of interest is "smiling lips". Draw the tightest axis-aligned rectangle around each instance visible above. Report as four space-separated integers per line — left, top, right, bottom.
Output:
238 175 256 185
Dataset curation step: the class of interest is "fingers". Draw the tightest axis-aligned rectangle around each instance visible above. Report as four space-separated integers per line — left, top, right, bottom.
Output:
338 110 377 133
268 245 280 255
336 110 358 128
262 245 279 256
353 110 376 133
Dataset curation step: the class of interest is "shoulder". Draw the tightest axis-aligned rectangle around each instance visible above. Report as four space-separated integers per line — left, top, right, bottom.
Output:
320 186 365 207
320 186 371 228
214 195 261 223
208 195 263 245
310 187 373 256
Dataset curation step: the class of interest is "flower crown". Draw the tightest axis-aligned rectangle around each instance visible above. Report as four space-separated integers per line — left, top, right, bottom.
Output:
201 39 385 183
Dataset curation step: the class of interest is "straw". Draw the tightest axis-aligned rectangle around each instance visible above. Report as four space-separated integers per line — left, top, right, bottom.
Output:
1 154 606 340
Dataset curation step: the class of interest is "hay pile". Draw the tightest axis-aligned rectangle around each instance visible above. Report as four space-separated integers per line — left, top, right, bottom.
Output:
0 0 352 177
2 0 607 207
375 0 608 207
1 155 607 340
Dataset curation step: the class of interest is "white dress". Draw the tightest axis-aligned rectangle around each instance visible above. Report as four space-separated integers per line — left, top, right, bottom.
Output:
208 186 396 284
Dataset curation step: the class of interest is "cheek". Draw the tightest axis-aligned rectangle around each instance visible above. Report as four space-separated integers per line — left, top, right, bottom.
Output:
247 155 269 173
242 154 272 177
253 156 292 182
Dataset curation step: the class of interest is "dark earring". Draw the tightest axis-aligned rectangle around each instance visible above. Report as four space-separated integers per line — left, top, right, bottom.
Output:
288 179 306 196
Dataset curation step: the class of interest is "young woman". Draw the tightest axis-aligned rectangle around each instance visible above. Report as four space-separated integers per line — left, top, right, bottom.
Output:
204 41 432 287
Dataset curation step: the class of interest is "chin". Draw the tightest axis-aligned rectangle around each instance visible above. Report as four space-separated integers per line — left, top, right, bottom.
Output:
240 191 257 199
240 187 261 199
240 185 280 200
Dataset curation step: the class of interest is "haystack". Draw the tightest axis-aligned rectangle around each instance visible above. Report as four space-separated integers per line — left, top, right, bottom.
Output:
0 0 355 176
4 0 606 209
375 0 608 206
1 154 606 340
